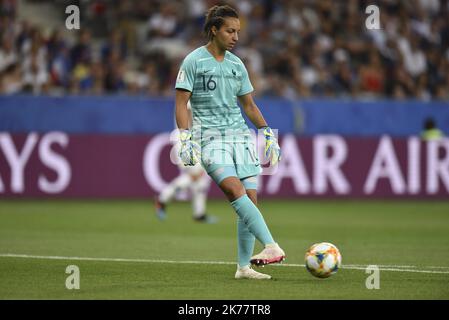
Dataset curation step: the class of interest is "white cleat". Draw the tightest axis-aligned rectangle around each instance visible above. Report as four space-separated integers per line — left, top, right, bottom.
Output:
235 265 272 280
250 243 286 266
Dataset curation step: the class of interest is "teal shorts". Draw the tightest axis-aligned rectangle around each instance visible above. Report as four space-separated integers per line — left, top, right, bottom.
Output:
201 141 262 190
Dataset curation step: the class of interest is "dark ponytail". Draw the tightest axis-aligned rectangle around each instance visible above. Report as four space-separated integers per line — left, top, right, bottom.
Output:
203 5 238 40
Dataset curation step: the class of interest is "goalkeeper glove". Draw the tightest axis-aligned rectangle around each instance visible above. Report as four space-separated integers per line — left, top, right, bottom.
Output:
179 129 201 166
262 126 281 166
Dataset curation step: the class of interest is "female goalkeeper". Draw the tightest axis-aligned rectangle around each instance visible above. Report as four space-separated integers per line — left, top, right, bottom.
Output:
174 4 285 280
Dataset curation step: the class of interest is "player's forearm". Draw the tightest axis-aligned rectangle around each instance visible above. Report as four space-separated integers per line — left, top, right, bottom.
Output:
244 104 268 129
176 103 190 130
175 89 192 130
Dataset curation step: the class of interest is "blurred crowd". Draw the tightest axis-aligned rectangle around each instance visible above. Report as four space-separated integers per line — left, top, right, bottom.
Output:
0 0 449 100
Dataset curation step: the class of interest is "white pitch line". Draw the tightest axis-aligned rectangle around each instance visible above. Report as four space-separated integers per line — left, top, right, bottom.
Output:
0 253 234 265
274 263 449 274
344 264 449 270
1 253 449 275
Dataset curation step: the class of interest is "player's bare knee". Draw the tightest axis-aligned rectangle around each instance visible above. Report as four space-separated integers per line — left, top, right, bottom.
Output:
220 178 245 201
224 187 245 201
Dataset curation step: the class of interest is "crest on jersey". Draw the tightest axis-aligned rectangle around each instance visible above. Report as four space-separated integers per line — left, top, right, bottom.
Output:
176 69 185 83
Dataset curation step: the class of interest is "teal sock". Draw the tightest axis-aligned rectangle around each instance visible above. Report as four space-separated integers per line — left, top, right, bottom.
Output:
231 194 275 246
237 217 255 267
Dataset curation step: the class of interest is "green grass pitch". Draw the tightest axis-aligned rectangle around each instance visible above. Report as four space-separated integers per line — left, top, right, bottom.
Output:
0 199 448 299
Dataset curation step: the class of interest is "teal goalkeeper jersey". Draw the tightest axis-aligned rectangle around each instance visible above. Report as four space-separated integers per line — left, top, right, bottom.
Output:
175 46 254 145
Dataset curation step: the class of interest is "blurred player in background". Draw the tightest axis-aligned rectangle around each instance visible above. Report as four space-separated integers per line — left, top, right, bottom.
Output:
155 101 217 224
174 5 285 280
421 117 444 141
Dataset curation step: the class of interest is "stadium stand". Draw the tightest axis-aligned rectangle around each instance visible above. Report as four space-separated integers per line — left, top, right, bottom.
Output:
0 0 448 100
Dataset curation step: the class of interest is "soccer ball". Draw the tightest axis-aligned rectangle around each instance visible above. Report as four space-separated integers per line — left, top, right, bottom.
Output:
305 242 342 278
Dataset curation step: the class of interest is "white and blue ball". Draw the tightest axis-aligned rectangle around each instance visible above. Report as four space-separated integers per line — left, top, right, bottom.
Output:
305 242 342 278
